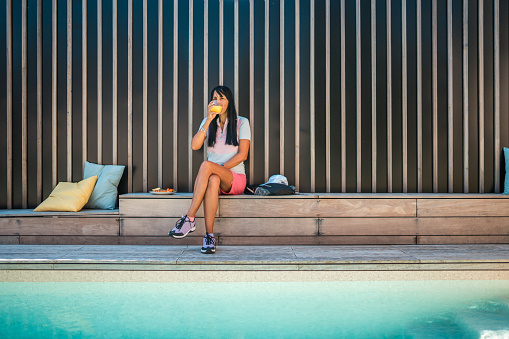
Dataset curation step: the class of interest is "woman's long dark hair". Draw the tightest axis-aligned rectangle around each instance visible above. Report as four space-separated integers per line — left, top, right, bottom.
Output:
207 86 239 148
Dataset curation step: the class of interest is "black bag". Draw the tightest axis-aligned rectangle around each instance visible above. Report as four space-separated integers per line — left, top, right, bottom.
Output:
244 183 296 196
244 184 259 195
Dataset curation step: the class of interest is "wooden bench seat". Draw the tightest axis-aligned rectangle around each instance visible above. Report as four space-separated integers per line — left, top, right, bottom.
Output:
118 193 509 246
1 193 508 245
0 209 119 245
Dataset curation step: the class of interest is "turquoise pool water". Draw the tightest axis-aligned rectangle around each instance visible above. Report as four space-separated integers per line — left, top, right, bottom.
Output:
1 280 508 338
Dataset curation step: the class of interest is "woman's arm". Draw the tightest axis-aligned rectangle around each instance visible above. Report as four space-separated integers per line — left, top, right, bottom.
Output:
191 118 212 150
223 139 250 168
191 102 219 150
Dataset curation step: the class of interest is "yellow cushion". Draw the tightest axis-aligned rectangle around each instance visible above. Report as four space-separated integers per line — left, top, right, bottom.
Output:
34 175 98 212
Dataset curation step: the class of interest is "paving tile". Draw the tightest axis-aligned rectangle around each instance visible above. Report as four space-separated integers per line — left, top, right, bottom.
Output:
61 245 186 261
162 264 301 271
291 245 411 260
492 245 509 251
51 263 179 270
397 245 509 261
0 245 84 254
292 245 407 251
0 245 183 262
292 258 419 264
0 263 55 270
295 263 428 271
71 245 188 252
0 254 71 260
410 253 509 261
62 249 185 256
177 246 297 264
398 244 507 253
59 254 180 262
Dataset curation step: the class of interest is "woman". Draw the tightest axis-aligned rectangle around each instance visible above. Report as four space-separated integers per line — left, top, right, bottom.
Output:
169 86 251 254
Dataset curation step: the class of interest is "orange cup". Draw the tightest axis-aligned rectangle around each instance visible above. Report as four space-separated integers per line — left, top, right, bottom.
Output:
210 105 222 113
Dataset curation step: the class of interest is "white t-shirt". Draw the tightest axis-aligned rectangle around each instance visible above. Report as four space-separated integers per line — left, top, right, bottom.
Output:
199 116 251 175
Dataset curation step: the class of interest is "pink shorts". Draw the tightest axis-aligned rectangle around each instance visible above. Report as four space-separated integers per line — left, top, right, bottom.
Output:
220 170 247 195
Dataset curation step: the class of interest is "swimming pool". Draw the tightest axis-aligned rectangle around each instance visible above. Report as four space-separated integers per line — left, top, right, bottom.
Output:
1 279 508 338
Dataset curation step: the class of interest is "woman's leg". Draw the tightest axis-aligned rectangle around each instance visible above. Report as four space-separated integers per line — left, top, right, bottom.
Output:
186 161 233 218
202 174 220 234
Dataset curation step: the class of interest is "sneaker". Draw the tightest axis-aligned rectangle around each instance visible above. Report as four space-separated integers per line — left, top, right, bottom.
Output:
201 234 216 254
169 215 196 239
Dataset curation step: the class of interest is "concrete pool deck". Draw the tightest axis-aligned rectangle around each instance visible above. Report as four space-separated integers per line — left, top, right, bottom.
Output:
0 244 509 270
0 244 509 279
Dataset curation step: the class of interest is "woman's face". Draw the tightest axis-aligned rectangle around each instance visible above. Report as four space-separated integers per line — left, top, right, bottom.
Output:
212 91 229 114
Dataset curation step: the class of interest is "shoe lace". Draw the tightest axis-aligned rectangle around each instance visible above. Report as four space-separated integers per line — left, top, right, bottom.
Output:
175 216 187 230
204 235 215 246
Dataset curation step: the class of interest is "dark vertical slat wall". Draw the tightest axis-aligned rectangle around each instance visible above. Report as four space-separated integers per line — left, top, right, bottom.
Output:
1 0 508 209
0 0 8 209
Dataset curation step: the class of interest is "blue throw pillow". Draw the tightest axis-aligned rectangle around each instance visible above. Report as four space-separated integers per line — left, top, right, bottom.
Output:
83 161 125 209
504 148 509 194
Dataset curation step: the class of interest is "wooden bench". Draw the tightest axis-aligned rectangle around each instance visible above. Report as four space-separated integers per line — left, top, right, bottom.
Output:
1 193 509 245
118 193 509 246
0 209 120 245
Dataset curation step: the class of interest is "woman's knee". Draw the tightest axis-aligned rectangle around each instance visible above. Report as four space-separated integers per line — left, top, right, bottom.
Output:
208 174 221 188
199 161 215 175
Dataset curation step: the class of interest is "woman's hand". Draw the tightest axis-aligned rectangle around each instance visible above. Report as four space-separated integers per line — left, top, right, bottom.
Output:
207 101 219 122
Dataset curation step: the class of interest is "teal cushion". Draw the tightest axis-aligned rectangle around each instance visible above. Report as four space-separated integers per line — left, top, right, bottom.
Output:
83 161 125 209
505 148 509 194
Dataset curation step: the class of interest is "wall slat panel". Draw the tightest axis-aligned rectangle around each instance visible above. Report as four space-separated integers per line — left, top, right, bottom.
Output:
159 0 164 189
371 0 376 193
479 0 485 193
127 0 132 193
97 0 102 165
355 0 360 193
432 0 437 192
219 0 223 84
82 0 87 177
417 0 422 193
235 0 239 110
494 0 500 193
264 0 269 182
187 0 192 192
172 0 178 192
447 0 453 193
463 0 469 193
37 0 43 204
387 0 392 193
112 0 118 165
204 0 209 164
340 0 346 193
311 0 316 192
402 0 407 193
325 0 330 192
249 0 254 185
295 0 300 191
66 0 72 182
52 0 57 189
21 0 27 208
6 0 13 208
142 0 147 192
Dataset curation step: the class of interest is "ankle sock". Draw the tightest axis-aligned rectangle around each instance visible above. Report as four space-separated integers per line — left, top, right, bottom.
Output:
207 233 214 237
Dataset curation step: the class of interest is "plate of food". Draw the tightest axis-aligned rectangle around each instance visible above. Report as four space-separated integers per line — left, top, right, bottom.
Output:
150 188 175 195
